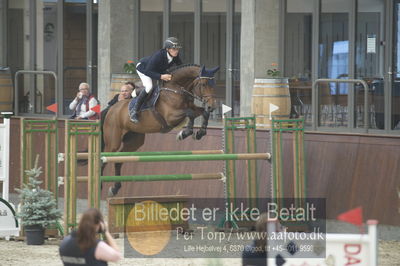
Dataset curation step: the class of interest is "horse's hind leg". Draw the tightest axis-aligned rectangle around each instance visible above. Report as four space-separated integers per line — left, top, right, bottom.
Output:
109 132 145 196
108 163 123 196
100 163 107 191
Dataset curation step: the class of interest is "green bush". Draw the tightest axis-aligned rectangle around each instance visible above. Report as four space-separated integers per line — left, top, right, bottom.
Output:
15 156 62 228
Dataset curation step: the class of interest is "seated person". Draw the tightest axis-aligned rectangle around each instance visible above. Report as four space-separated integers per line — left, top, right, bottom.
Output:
59 208 121 266
101 83 134 122
69 82 99 120
107 83 134 107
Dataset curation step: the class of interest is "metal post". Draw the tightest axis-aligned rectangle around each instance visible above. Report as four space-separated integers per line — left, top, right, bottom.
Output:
194 0 202 64
163 0 170 43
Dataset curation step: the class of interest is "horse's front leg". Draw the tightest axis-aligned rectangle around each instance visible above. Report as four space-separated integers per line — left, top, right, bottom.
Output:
194 107 210 140
177 109 195 141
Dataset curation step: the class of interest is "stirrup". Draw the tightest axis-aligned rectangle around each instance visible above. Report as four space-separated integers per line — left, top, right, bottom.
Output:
129 110 139 123
130 115 139 123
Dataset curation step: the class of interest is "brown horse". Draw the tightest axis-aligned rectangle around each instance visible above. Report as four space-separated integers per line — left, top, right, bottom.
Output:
103 64 219 196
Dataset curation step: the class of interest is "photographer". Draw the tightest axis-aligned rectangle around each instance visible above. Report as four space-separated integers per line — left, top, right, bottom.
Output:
59 208 122 266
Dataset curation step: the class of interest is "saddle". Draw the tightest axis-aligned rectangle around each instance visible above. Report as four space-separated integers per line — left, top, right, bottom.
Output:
128 83 172 132
128 84 160 113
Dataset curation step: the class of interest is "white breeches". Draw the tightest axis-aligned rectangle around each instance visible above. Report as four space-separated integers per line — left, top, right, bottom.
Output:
136 68 153 94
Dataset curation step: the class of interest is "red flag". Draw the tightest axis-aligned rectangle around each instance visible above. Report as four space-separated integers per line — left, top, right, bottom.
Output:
91 104 101 114
337 206 363 226
46 103 58 113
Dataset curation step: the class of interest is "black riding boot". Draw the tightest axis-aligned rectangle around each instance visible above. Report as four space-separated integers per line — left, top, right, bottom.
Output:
130 89 148 123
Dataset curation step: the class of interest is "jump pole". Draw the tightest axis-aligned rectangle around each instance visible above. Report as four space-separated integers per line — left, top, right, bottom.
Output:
101 153 271 163
101 172 225 182
68 149 224 159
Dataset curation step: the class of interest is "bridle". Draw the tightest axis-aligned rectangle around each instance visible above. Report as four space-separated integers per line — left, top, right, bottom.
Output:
161 73 215 107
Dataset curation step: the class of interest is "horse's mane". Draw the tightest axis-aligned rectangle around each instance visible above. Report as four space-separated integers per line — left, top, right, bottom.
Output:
168 63 200 74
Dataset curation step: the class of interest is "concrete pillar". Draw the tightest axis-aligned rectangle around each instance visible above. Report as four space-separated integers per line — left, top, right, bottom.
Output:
110 0 135 73
98 0 135 108
0 0 6 66
97 0 111 107
240 0 280 116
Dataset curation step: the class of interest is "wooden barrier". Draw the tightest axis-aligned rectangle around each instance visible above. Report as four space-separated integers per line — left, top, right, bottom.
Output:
0 68 14 112
108 195 189 234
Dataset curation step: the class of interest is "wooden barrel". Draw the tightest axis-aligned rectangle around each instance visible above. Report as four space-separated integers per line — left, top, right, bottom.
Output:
0 69 13 112
110 73 139 100
251 78 291 128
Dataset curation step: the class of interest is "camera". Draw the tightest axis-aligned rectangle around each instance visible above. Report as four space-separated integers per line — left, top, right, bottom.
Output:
98 222 105 233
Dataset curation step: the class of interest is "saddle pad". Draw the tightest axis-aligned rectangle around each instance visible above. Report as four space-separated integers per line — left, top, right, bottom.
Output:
128 86 161 115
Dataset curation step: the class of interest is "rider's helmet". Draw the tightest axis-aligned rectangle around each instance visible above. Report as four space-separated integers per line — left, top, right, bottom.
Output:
163 37 182 49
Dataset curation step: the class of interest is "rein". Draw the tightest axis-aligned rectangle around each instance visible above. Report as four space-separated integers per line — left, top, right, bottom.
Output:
162 76 215 106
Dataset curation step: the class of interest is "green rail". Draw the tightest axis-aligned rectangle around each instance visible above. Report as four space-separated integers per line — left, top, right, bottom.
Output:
101 173 224 182
101 153 271 163
99 150 223 157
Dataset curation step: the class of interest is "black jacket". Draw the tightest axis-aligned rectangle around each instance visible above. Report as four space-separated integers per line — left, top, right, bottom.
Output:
137 49 182 80
59 231 107 266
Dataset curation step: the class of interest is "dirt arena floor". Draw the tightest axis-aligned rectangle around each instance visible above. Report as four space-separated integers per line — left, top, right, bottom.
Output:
0 238 399 266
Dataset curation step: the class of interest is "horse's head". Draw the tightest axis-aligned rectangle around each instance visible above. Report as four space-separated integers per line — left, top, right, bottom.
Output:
193 65 220 111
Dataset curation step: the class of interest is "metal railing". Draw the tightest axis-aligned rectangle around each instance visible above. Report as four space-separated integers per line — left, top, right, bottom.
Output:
312 78 370 132
14 70 58 117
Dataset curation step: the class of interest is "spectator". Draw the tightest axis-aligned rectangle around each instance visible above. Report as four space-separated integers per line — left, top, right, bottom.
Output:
107 83 134 107
69 82 99 120
101 83 134 123
59 208 122 266
242 213 269 266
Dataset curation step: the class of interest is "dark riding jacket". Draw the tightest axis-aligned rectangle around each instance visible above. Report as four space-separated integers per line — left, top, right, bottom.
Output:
137 49 182 80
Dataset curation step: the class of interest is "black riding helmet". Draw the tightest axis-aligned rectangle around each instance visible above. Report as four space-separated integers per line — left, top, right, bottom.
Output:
163 37 182 49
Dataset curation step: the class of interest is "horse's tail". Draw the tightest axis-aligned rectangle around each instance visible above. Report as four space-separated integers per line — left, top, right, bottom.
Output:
77 109 107 166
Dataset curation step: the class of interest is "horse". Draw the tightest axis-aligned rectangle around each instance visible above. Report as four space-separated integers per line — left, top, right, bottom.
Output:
102 64 220 196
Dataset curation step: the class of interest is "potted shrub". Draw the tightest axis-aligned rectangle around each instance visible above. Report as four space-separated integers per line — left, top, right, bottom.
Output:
15 156 62 245
110 59 140 99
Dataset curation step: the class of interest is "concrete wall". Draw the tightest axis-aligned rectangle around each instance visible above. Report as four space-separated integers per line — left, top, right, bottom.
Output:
98 0 135 108
240 0 280 116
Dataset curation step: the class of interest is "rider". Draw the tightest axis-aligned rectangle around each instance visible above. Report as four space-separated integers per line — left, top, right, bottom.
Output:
130 37 183 123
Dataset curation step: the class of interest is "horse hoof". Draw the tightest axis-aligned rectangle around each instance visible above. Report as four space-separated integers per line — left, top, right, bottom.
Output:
176 131 184 141
195 131 206 140
108 187 116 197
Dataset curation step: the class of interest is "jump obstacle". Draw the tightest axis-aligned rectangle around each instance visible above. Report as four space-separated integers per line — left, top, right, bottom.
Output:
18 116 306 235
17 117 382 265
62 117 305 233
